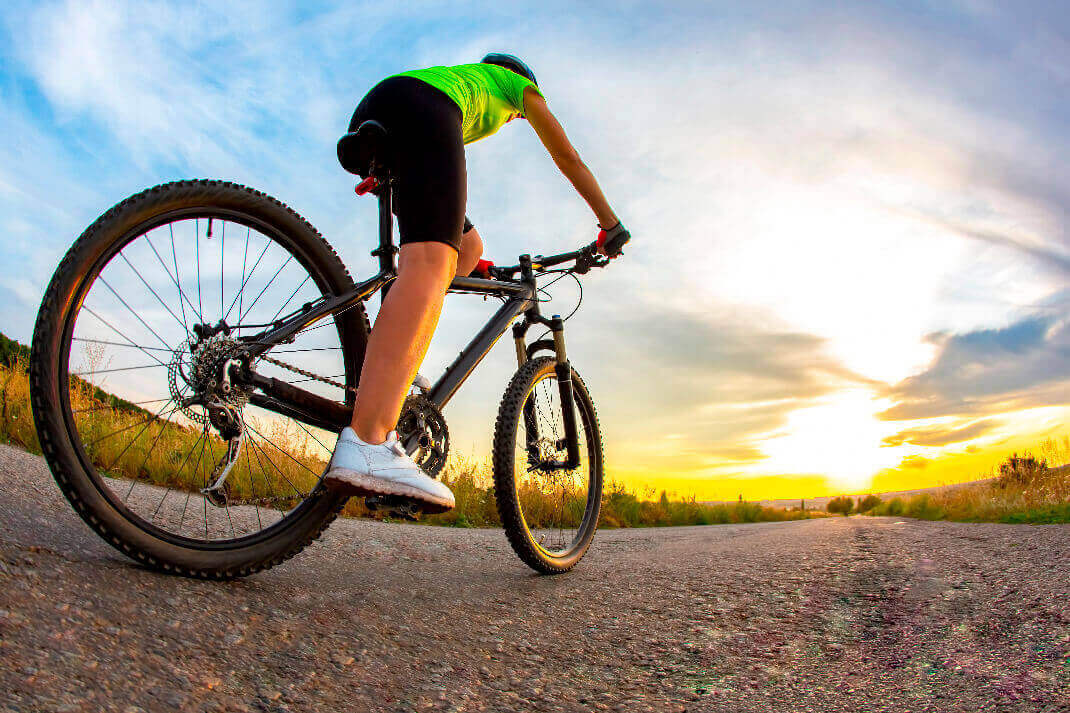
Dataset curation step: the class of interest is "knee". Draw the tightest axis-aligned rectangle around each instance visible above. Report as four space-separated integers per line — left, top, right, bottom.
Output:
457 227 483 276
398 242 458 284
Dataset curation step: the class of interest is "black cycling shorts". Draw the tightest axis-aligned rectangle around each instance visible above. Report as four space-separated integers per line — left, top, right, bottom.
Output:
349 76 474 253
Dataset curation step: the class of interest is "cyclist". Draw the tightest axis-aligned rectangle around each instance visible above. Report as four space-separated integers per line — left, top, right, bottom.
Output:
325 53 630 512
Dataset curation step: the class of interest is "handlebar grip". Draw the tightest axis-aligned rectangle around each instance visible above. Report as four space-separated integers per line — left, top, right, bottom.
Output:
597 223 631 258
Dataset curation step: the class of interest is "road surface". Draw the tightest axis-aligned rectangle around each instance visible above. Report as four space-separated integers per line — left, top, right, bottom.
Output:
1 443 1067 712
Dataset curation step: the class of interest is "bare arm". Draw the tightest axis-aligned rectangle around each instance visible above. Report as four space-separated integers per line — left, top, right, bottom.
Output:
523 87 618 229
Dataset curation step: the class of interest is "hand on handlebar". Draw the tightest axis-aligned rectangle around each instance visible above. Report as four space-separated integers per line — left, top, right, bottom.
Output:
596 221 631 258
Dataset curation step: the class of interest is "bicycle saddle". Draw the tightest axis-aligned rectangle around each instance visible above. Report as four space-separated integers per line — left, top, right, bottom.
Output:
337 120 392 177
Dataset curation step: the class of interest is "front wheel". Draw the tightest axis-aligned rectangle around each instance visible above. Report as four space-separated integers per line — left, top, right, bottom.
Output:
492 356 604 574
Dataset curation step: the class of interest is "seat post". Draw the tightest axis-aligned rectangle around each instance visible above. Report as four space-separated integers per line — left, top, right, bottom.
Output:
377 179 396 291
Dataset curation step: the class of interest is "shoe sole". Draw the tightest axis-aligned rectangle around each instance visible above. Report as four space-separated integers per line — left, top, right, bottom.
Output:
324 468 454 514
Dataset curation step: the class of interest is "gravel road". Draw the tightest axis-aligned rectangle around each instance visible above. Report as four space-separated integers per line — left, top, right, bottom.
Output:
1 443 1067 713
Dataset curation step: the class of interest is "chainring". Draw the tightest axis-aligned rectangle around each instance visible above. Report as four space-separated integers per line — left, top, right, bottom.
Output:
396 393 449 477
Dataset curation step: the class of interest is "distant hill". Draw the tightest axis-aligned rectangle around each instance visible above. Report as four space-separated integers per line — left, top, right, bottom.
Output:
704 478 997 511
0 331 29 367
0 330 153 419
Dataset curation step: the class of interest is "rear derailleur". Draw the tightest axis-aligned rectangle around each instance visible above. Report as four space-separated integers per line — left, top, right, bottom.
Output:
200 403 243 508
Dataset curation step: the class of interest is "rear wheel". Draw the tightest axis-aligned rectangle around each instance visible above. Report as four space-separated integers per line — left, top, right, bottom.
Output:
492 356 604 574
30 180 369 579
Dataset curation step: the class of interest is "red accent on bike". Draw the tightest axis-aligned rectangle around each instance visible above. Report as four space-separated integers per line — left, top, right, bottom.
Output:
355 177 379 195
475 259 495 278
596 229 608 251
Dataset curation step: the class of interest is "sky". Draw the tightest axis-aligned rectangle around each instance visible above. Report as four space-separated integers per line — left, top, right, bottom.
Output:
1 0 1068 501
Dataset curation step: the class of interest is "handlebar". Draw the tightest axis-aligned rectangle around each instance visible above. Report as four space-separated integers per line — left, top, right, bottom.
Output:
490 242 609 280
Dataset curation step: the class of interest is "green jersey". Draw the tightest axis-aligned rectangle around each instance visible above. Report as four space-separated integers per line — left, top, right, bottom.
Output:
394 63 544 144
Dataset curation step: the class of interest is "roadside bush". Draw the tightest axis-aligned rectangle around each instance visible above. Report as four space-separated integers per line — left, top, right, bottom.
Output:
877 497 905 516
997 452 1047 488
827 496 853 516
856 494 882 513
903 493 946 520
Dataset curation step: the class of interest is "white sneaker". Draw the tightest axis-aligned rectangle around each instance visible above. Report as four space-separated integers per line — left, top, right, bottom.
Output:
324 427 455 513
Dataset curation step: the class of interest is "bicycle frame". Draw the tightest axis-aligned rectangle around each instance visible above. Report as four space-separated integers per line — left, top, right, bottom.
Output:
235 177 581 467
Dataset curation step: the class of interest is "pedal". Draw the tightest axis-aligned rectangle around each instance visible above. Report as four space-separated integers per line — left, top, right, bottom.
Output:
364 494 422 521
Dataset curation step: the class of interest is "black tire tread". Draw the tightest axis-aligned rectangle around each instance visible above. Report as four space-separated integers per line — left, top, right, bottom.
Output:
30 179 368 580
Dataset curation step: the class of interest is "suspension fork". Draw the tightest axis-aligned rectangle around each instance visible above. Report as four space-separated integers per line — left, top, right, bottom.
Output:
513 321 540 462
550 315 582 470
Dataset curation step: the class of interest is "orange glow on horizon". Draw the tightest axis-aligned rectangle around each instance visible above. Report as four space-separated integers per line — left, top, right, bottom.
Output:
607 404 1070 502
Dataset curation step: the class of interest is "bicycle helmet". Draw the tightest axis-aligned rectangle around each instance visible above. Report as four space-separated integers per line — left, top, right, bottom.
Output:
481 53 537 86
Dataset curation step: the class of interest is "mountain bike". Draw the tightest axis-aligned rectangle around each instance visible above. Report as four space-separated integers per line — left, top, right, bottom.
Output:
30 120 624 578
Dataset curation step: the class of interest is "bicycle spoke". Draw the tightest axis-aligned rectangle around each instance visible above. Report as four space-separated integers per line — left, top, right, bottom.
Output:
236 227 250 321
246 430 285 507
243 421 318 480
73 338 173 353
167 226 202 325
144 231 198 329
72 363 166 377
224 233 269 323
220 220 225 320
118 251 189 337
151 484 174 522
81 307 170 369
239 255 293 324
98 276 173 350
224 496 236 539
195 218 203 319
269 275 311 323
137 423 204 507
101 395 178 473
73 396 171 415
291 419 333 456
176 429 211 527
286 373 346 387
270 346 342 354
245 431 305 501
120 403 187 502
256 395 333 456
87 401 184 449
243 437 263 530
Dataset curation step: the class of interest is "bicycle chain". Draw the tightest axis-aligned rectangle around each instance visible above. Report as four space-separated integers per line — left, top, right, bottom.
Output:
258 353 356 394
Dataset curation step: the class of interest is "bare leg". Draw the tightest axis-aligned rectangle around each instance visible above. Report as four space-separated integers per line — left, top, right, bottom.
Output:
350 241 457 444
455 226 483 278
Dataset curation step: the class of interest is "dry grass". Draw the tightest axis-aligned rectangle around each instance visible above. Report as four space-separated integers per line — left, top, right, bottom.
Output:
867 439 1070 524
7 351 1065 526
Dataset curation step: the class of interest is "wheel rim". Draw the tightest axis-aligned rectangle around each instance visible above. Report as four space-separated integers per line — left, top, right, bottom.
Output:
513 368 599 558
59 209 356 548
